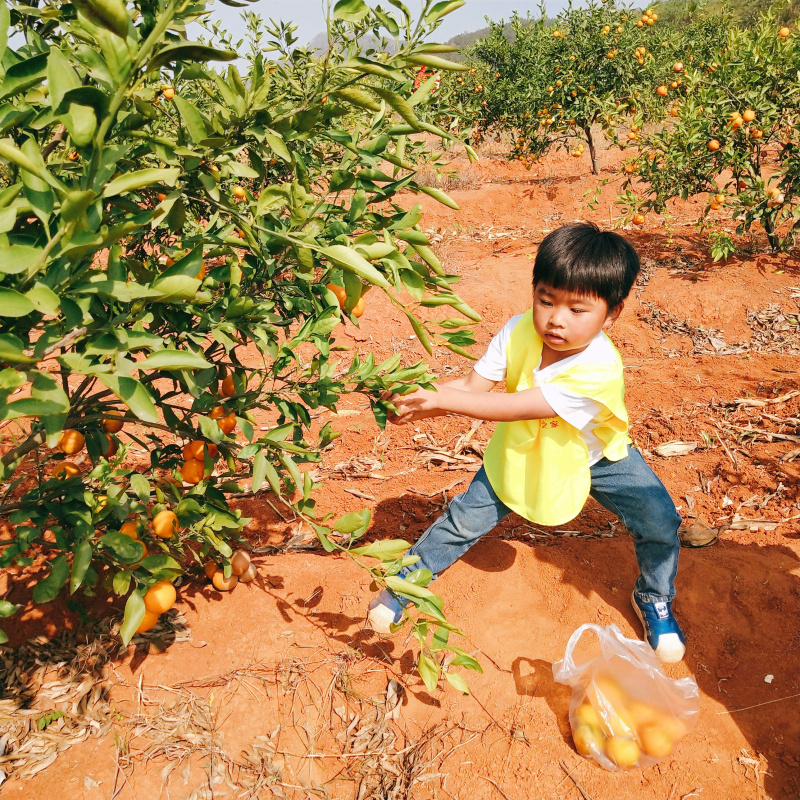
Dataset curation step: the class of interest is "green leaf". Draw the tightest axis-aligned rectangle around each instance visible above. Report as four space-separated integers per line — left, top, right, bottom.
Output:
120 589 145 645
104 168 181 198
418 185 460 210
99 532 144 563
139 555 181 573
73 0 130 38
0 289 34 317
112 570 132 596
32 555 69 603
137 350 211 371
129 473 150 502
0 53 48 102
405 311 432 354
333 0 369 21
404 568 433 586
369 86 421 130
320 245 391 288
404 52 467 71
351 539 410 559
0 599 18 618
148 43 236 71
252 450 266 493
97 375 159 423
265 130 291 162
385 574 435 600
0 1 9 62
444 671 470 694
424 0 465 24
173 95 210 144
0 244 41 276
417 653 440 693
333 509 372 536
69 540 93 594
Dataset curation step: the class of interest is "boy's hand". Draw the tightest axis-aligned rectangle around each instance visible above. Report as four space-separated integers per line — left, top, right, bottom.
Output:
382 388 442 425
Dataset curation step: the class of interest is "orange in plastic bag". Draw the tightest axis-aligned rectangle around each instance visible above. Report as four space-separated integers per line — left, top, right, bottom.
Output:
553 623 699 771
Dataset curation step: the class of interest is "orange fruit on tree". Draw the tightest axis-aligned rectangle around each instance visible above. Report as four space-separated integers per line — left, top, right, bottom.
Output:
217 412 237 435
102 435 118 458
157 192 167 202
632 213 646 225
232 185 246 199
751 128 763 139
183 440 218 461
68 150 80 161
102 417 124 433
326 282 347 308
54 461 80 480
212 570 238 591
120 521 139 539
220 375 236 397
209 405 226 420
230 549 251 576
162 87 174 100
144 580 177 614
239 562 258 583
742 109 756 122
152 509 179 539
778 26 790 38
58 429 85 454
656 85 668 97
708 139 720 151
204 561 218 579
673 62 683 72
710 201 721 210
715 193 725 203
136 609 161 633
351 297 365 318
180 459 205 485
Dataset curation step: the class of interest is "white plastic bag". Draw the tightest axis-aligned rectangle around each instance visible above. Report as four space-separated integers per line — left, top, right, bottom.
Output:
553 623 699 771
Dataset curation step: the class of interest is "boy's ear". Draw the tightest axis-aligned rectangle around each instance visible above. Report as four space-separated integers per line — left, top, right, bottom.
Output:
603 301 624 329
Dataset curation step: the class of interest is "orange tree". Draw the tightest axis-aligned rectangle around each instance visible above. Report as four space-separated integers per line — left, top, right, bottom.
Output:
616 8 798 255
446 1 672 173
0 0 483 692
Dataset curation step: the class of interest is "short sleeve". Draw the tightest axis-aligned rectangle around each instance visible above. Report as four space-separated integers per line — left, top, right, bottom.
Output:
539 383 604 432
474 315 524 382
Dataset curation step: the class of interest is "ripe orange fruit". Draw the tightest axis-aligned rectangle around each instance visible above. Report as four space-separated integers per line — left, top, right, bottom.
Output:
239 562 258 583
230 549 251 576
120 521 139 539
708 139 720 151
639 724 673 758
655 713 687 742
209 405 226 420
152 509 179 539
715 193 725 203
632 213 646 225
710 201 721 210
54 461 80 480
102 417 124 433
572 724 604 756
204 561 218 579
637 20 643 27
102 435 118 458
212 570 238 591
217 412 237 435
670 81 678 89
162 87 175 100
220 375 236 397
627 132 638 141
58 429 85 455
351 297 365 318
605 737 640 768
68 151 80 161
656 85 668 97
180 459 205 485
673 62 683 73
136 609 161 633
742 109 756 122
779 26 790 38
157 192 167 202
751 129 763 139
326 283 347 308
232 185 246 199
144 580 177 614
182 440 218 461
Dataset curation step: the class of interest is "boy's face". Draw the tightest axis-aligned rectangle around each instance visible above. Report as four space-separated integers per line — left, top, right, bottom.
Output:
532 282 621 361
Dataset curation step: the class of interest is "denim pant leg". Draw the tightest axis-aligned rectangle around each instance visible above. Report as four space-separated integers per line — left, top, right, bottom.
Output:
404 466 512 579
589 446 682 602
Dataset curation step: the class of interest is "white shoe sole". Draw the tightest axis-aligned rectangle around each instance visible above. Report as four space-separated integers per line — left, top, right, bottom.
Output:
631 594 686 664
367 603 400 635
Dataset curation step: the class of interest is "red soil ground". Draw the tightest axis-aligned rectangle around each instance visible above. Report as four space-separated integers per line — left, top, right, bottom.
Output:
3 143 799 800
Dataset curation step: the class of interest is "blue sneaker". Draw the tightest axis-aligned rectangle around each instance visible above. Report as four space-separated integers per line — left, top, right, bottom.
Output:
367 589 404 634
631 593 686 663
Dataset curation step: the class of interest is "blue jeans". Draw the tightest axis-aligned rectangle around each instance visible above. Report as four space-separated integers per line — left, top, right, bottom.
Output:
404 446 681 602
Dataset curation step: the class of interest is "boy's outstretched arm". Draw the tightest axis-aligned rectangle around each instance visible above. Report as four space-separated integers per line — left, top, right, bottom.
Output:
390 375 556 424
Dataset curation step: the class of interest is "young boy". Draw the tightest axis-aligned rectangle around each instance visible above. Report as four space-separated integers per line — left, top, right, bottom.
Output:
368 222 686 663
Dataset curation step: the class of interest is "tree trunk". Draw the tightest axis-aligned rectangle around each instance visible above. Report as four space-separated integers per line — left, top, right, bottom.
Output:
584 125 599 175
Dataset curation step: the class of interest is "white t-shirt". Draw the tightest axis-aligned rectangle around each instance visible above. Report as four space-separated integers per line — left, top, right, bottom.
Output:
474 314 616 465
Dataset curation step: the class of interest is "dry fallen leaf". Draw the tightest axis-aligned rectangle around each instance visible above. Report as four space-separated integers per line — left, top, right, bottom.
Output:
655 440 698 457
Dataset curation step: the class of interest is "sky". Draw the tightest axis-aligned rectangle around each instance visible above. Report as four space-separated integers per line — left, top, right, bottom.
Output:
205 0 573 48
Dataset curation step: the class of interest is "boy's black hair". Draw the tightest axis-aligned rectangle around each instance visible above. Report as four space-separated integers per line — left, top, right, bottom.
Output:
532 222 640 311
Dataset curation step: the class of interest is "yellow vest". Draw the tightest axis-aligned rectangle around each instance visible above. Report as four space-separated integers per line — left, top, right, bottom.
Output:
483 311 630 526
